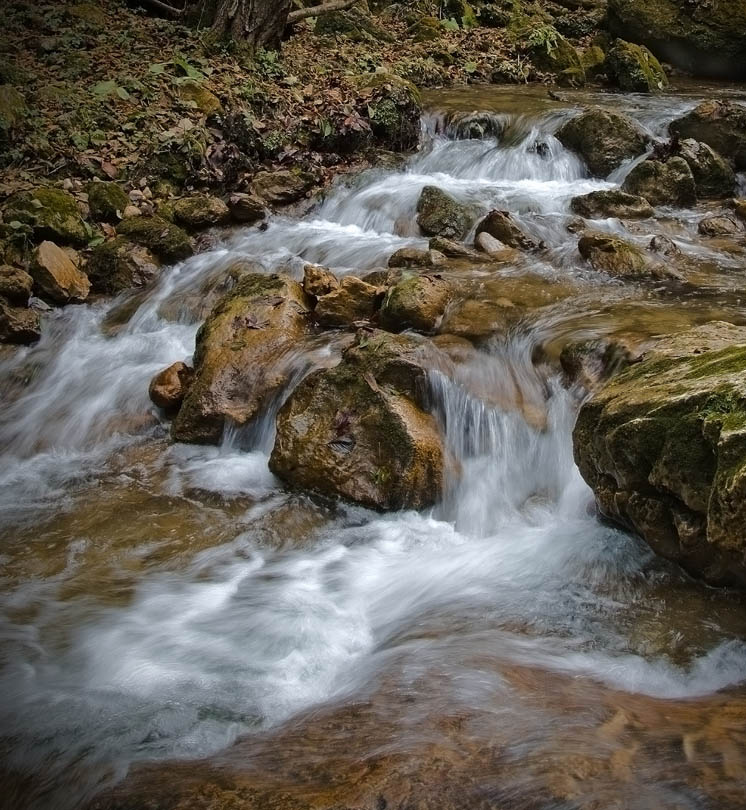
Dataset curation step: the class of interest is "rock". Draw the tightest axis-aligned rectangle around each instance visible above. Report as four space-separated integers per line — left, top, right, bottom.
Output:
442 0 477 27
148 362 194 413
411 16 441 41
122 205 141 219
560 337 635 389
167 195 230 231
353 73 422 152
475 210 539 251
315 7 394 42
698 215 742 237
2 187 88 246
251 170 315 206
580 45 607 79
86 181 129 223
228 193 265 225
428 237 478 259
315 276 382 328
379 273 451 333
648 234 681 256
172 274 311 444
389 247 445 268
30 241 90 304
670 101 746 171
0 264 33 304
269 331 445 511
116 216 193 263
678 139 735 199
361 267 402 288
570 189 654 219
578 230 673 279
733 198 746 222
86 237 160 294
178 79 222 116
573 321 746 587
438 297 518 341
604 39 668 92
474 231 517 260
0 298 40 344
527 30 585 87
0 84 26 146
622 157 696 208
416 186 471 240
556 107 649 177
607 0 746 80
303 264 339 299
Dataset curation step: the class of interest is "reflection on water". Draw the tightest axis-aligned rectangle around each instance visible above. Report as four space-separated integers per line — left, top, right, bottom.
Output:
1 84 746 810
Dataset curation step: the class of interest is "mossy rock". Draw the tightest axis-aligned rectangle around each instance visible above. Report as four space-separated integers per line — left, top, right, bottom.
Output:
678 139 736 199
86 237 161 295
0 84 25 148
117 216 193 263
442 0 478 27
556 107 649 177
578 230 676 280
315 8 394 42
570 189 654 219
416 186 472 240
573 321 746 587
0 299 40 345
607 0 746 79
380 273 451 334
354 73 422 152
165 195 230 231
478 4 511 27
314 276 382 327
87 181 129 223
605 39 668 92
580 45 606 79
178 79 223 117
622 157 696 208
527 30 585 87
2 187 88 247
670 100 746 172
269 330 446 511
411 16 441 41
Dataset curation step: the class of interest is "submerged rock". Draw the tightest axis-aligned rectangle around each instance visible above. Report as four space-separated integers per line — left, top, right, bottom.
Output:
475 210 539 251
379 273 451 334
570 189 654 220
30 241 90 304
172 274 310 444
604 39 668 92
2 187 88 246
578 230 676 280
574 321 746 587
314 276 381 327
87 182 129 224
149 362 194 413
0 265 33 304
557 108 649 178
670 101 746 171
698 215 742 238
416 186 471 240
117 216 193 263
678 139 735 199
0 298 40 344
622 157 696 208
86 237 160 294
270 331 445 511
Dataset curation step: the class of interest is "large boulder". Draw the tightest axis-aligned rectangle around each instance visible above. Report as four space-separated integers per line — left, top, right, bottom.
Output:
379 273 451 334
573 321 746 587
622 157 696 207
30 241 90 304
556 108 649 177
171 273 310 445
475 210 539 251
269 331 446 511
0 298 40 344
607 0 746 79
604 39 668 92
670 101 746 171
570 189 654 219
86 237 160 294
117 216 193 263
2 187 88 246
678 139 736 199
416 186 471 240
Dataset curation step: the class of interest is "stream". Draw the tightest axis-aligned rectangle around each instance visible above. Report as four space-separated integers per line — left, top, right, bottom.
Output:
1 84 746 810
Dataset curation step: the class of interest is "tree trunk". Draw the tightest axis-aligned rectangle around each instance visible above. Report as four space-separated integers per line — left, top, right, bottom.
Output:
187 0 292 49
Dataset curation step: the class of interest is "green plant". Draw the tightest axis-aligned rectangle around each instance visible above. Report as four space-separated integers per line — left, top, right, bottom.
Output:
527 25 559 55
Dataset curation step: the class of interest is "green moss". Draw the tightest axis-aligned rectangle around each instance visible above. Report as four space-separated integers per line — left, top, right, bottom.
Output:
117 215 193 263
87 181 129 223
605 39 668 92
2 187 89 246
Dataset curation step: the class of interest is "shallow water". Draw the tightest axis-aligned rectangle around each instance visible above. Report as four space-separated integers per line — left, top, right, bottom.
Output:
1 83 746 810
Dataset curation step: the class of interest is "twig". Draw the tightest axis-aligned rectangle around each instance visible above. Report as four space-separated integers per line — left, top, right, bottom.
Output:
287 0 358 23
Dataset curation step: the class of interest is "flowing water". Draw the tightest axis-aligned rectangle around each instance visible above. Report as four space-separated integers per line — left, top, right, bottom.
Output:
1 84 746 810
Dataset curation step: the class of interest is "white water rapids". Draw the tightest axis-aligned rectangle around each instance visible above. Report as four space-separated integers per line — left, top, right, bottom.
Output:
1 85 746 810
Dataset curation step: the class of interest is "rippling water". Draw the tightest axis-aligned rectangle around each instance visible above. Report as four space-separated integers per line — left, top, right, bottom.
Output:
1 84 746 810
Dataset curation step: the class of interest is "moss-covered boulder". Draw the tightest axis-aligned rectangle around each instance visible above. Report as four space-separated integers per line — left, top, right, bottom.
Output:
416 186 472 240
678 139 736 199
87 181 129 224
270 330 446 511
380 273 451 334
607 0 746 79
178 79 222 116
556 107 649 177
30 241 90 304
670 101 746 171
86 237 160 295
527 30 585 87
3 187 88 246
475 210 539 251
251 170 315 206
604 40 668 92
389 247 445 268
0 84 26 149
580 45 607 79
578 230 676 280
0 299 40 344
166 195 230 231
570 189 654 219
442 0 477 27
622 157 696 208
116 216 193 263
573 321 746 587
314 276 382 328
411 16 441 42
354 74 422 152
172 273 311 445
0 265 33 304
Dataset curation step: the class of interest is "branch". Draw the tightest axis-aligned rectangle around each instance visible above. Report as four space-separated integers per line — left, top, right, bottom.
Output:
287 0 358 23
139 0 185 17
